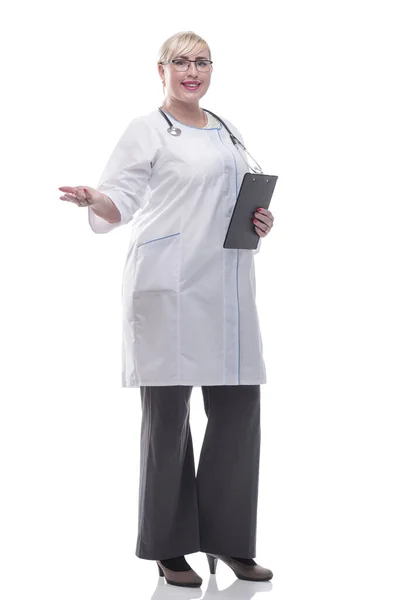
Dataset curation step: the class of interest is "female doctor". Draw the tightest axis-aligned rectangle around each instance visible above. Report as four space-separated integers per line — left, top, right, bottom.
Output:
59 31 275 589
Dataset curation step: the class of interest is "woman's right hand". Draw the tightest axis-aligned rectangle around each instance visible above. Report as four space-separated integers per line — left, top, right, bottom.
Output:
58 185 104 208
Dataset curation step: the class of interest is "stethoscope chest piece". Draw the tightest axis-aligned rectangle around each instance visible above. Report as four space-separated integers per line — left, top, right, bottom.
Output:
168 126 181 136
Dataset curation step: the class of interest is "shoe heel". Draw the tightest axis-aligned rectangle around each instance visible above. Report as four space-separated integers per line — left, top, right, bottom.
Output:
157 562 164 577
206 554 218 574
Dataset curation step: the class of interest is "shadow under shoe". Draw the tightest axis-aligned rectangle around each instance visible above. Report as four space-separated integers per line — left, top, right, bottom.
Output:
206 553 273 581
157 561 203 587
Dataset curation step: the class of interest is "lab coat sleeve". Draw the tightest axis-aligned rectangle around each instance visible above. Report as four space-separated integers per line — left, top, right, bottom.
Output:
88 118 155 234
223 117 261 255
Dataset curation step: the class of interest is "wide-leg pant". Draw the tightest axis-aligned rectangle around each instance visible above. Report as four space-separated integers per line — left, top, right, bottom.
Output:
135 385 261 561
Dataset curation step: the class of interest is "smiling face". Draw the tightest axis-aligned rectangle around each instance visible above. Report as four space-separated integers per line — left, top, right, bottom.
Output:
158 45 213 106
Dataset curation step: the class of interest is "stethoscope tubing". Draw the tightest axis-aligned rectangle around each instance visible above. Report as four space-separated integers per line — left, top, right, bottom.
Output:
158 107 263 174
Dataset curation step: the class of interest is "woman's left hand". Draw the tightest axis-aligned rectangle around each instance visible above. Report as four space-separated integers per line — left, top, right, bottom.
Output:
253 208 274 238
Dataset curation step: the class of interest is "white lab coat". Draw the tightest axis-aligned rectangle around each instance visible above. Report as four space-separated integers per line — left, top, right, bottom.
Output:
88 109 266 387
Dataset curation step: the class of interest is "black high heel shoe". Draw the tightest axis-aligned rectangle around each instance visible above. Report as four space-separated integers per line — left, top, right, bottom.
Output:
206 553 273 581
206 553 218 574
156 560 203 587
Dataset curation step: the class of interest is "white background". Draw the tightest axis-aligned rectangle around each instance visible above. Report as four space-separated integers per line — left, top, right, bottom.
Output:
1 0 399 598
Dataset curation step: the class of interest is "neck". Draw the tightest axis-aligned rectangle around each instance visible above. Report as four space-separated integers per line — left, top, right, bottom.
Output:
161 98 205 124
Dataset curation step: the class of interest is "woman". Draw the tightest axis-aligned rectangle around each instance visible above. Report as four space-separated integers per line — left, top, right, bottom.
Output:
59 31 274 589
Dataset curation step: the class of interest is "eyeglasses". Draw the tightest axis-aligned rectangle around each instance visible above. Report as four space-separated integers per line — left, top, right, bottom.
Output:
161 59 213 72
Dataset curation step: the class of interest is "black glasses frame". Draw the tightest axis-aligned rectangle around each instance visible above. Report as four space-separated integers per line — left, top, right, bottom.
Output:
161 59 213 71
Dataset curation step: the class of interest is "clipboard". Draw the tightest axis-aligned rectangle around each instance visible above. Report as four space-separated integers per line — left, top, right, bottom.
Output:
223 173 278 249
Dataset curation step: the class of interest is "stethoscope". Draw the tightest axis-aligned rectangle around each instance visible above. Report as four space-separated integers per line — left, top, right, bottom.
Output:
158 106 264 175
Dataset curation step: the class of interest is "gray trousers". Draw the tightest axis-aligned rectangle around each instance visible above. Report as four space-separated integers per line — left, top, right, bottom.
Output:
135 385 261 561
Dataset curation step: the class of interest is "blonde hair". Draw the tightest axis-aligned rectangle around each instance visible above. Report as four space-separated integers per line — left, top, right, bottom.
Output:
158 31 212 92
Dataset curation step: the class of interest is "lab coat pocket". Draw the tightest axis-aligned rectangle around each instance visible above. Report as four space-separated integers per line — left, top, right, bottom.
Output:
132 290 178 382
130 233 180 382
134 232 180 292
